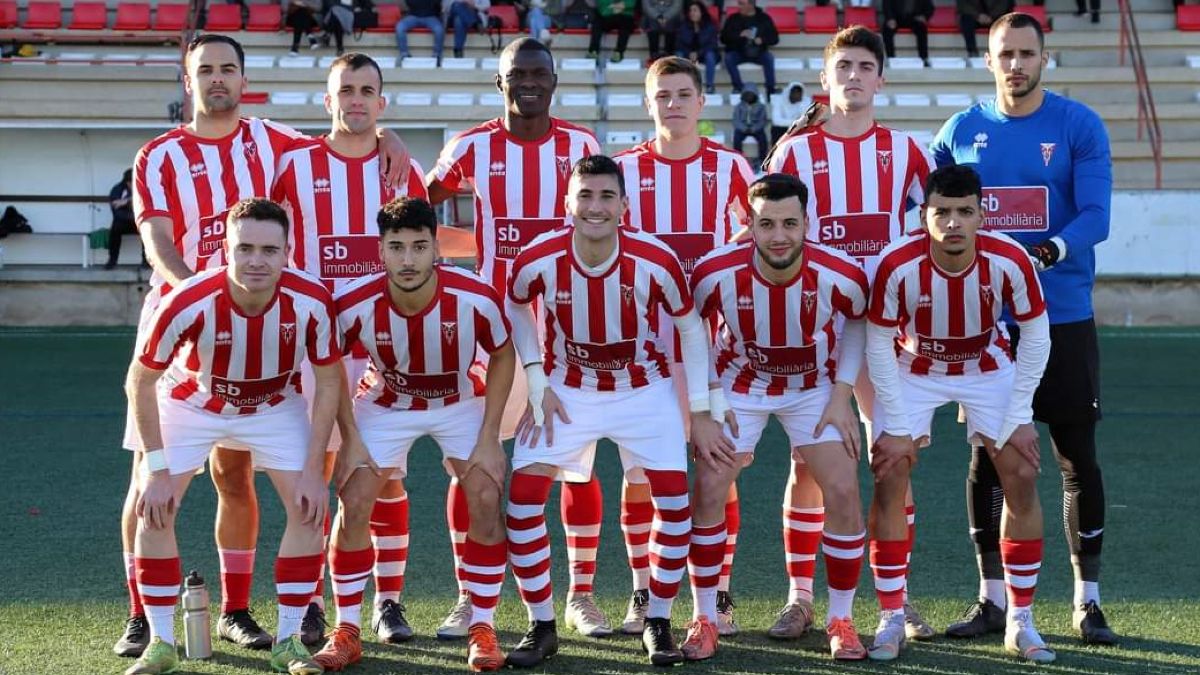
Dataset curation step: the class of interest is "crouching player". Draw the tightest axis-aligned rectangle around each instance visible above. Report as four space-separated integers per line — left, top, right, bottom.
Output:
865 165 1053 663
684 173 871 661
318 197 515 672
124 198 342 675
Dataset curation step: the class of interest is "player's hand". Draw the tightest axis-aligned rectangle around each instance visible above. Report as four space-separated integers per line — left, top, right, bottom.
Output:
1025 240 1062 272
690 413 738 470
815 385 861 460
295 467 328 528
377 130 412 189
137 470 175 530
520 389 571 447
996 423 1041 472
870 433 916 481
466 434 508 488
333 436 381 493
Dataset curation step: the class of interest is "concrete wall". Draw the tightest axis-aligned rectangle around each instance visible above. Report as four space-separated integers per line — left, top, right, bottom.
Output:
1096 191 1200 276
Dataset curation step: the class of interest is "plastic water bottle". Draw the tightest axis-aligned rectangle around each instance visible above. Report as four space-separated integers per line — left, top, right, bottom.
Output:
181 570 213 659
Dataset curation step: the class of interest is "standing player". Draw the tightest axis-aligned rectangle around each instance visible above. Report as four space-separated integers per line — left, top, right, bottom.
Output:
503 156 727 667
684 173 870 661
123 199 341 675
930 12 1116 645
118 34 412 657
865 165 1052 663
764 25 935 642
272 52 428 645
426 37 602 639
316 198 514 672
612 55 755 637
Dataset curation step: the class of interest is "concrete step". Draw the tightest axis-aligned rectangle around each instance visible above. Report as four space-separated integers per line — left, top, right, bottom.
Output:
1051 11 1178 31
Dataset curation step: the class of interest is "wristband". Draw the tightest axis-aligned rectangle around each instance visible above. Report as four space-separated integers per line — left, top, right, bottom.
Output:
688 397 711 414
142 449 168 473
708 387 730 423
524 363 548 425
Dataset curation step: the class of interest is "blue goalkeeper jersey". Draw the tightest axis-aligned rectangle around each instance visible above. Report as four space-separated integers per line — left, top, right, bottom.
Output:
930 90 1111 324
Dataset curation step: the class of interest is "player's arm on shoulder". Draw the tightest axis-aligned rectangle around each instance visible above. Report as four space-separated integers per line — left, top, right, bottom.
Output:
375 128 413 188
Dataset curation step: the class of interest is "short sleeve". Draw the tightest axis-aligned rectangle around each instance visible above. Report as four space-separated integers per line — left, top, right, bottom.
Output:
133 142 175 224
305 293 343 366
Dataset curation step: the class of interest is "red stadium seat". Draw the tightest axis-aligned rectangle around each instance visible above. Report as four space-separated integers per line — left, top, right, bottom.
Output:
246 3 281 31
153 2 188 30
205 3 242 31
1180 4 1200 30
766 6 800 33
0 0 18 28
488 5 519 32
803 6 836 33
241 91 269 104
706 3 718 24
843 7 877 30
114 2 151 30
927 6 957 33
367 3 400 32
69 1 107 29
23 1 62 29
1015 4 1050 31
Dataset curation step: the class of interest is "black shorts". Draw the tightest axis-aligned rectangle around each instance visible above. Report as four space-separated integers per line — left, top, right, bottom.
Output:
1010 318 1102 425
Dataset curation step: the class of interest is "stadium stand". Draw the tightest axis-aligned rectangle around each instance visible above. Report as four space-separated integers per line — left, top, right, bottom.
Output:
113 2 150 31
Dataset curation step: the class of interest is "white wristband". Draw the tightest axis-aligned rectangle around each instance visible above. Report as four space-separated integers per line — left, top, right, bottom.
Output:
708 387 730 423
524 363 548 426
142 449 168 473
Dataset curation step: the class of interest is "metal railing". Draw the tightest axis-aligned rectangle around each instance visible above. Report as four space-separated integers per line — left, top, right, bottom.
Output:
1117 0 1163 188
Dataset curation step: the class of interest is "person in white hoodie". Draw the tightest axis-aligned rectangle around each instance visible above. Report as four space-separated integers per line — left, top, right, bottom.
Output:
770 81 808 147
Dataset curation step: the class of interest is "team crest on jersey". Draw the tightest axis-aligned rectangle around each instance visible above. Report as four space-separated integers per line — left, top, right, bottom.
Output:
489 161 506 176
703 171 717 192
980 286 994 305
1040 143 1056 167
189 162 207 178
802 290 817 312
917 294 932 309
280 323 296 344
215 330 233 345
640 177 656 191
736 295 753 310
877 150 892 172
442 321 457 342
243 140 257 159
812 160 830 175
375 330 392 344
620 284 635 305
973 132 989 150
555 289 573 305
556 156 571 177
313 178 332 194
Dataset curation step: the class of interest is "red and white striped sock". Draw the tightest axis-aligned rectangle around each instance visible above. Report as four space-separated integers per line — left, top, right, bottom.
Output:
903 503 916 603
562 475 603 595
462 537 507 627
645 469 691 620
330 546 374 628
311 513 331 610
1001 538 1043 613
447 479 470 595
124 552 144 617
718 496 740 593
783 506 824 605
687 522 726 621
276 554 323 640
869 539 908 612
822 530 865 621
507 472 555 622
620 492 654 592
370 493 410 606
135 556 181 644
218 548 255 614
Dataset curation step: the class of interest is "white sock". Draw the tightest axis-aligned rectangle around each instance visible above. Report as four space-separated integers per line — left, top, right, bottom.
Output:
338 603 362 629
647 591 674 620
827 588 856 622
528 598 555 623
1074 580 1100 607
145 604 177 645
692 586 718 621
981 579 1007 608
277 603 306 641
787 586 813 606
472 603 496 627
375 591 401 606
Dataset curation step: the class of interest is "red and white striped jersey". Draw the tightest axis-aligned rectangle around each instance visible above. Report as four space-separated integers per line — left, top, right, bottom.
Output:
430 117 600 294
272 137 427 294
335 265 511 411
138 267 341 416
868 230 1046 376
767 124 933 269
691 240 869 394
508 227 693 392
134 117 303 296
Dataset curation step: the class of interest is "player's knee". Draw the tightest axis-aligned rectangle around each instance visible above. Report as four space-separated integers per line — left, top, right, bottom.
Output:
339 496 374 532
873 471 909 506
821 476 861 516
211 459 256 500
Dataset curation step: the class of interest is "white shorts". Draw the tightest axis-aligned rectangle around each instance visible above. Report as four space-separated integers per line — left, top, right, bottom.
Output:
624 362 690 485
871 367 1014 448
512 378 688 482
301 356 370 452
355 397 484 477
728 384 843 454
156 397 311 475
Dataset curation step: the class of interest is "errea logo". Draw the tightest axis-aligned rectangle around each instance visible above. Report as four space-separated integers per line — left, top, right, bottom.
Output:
640 177 655 191
917 294 932 308
375 330 392 344
736 295 753 310
313 178 332 193
215 330 233 345
973 132 989 150
555 289 572 304
489 161 506 176
812 160 829 174
190 162 207 178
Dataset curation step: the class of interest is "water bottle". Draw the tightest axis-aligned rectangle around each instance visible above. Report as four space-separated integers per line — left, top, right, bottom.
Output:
181 570 213 659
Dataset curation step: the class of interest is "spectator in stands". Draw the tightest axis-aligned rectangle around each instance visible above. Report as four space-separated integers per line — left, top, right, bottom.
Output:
881 0 934 67
587 0 636 63
449 0 488 58
395 0 447 63
105 169 143 270
643 0 683 62
522 0 555 42
677 1 720 93
284 0 322 55
732 85 768 165
956 0 1012 57
319 0 354 55
720 0 779 96
770 80 808 145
